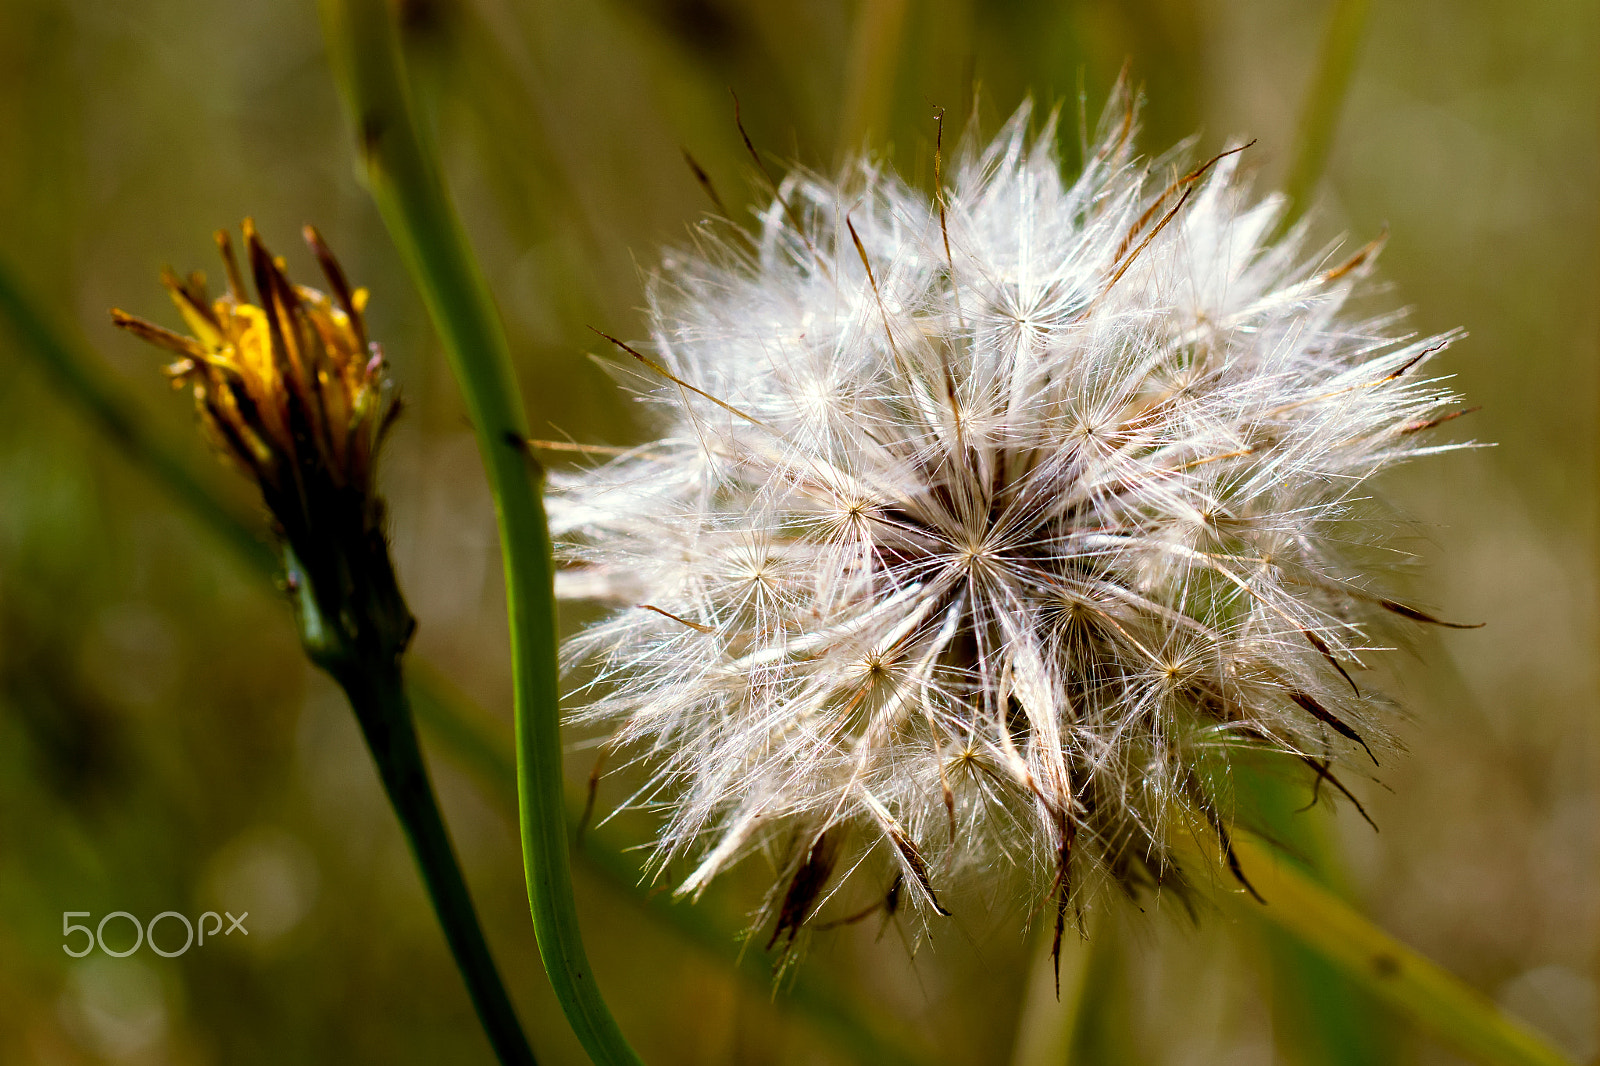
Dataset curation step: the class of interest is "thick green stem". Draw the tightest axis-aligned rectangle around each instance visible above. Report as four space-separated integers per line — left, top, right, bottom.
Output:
341 661 537 1066
318 2 641 1062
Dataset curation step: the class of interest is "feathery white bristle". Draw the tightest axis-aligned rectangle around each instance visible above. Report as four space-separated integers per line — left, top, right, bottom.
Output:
552 94 1469 943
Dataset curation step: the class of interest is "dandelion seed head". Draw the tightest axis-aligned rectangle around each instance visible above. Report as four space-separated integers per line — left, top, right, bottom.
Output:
552 94 1472 943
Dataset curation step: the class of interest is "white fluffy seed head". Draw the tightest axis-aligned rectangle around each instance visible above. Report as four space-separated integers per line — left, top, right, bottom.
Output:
551 95 1471 946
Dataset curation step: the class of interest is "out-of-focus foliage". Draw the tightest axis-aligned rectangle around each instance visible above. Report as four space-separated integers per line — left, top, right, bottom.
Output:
0 1 1594 1063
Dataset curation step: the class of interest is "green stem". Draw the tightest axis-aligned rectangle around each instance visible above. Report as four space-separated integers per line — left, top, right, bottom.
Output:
1281 0 1372 221
318 2 641 1062
1204 833 1573 1066
1063 918 1138 1064
340 660 537 1066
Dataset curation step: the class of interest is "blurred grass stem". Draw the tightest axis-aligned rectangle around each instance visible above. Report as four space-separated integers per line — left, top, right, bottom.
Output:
1238 765 1397 1066
318 0 642 1061
1201 832 1574 1066
1242 4 1389 1060
0 260 277 577
1281 0 1371 219
838 0 909 153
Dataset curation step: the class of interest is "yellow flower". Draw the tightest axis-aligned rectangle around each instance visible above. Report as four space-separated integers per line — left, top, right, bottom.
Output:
114 221 411 671
113 219 391 506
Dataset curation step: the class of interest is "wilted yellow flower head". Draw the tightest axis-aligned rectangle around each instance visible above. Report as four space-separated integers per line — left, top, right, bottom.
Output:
114 222 412 672
112 219 391 509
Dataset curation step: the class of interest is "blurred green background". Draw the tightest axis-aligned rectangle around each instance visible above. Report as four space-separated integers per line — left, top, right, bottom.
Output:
0 0 1594 1063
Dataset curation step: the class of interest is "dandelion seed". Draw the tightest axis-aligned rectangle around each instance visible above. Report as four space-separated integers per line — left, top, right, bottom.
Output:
551 92 1474 951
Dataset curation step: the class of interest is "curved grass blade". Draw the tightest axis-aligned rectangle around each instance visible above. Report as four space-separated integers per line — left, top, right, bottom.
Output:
318 0 640 1060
